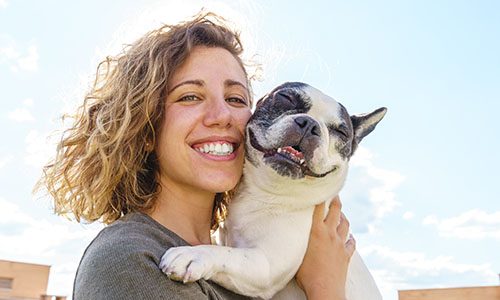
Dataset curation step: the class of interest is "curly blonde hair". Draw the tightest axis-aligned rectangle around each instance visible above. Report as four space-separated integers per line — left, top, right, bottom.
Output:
39 12 248 229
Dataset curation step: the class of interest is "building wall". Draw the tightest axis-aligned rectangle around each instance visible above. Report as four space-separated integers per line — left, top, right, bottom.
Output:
399 286 500 300
0 260 50 300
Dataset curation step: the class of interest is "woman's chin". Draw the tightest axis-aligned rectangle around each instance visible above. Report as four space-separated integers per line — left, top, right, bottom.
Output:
204 178 240 194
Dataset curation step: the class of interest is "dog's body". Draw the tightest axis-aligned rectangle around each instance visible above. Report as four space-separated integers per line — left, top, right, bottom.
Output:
160 82 386 299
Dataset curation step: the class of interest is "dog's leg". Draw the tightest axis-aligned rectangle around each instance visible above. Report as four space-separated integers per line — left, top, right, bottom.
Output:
160 245 282 298
159 215 311 299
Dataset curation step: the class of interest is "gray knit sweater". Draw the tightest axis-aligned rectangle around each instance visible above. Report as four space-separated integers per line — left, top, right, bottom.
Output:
73 212 250 300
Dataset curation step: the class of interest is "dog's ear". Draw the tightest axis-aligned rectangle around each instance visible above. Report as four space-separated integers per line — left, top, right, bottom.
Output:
351 107 387 145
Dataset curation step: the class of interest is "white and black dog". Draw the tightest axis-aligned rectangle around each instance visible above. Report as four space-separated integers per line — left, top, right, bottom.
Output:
160 82 386 300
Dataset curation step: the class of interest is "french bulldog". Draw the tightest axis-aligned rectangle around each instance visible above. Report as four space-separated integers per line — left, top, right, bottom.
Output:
160 82 386 300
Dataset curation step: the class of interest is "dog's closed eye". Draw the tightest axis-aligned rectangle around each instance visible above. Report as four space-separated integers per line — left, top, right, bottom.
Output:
328 124 350 141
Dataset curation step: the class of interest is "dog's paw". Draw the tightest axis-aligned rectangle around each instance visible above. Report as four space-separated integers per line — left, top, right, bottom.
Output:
159 246 216 283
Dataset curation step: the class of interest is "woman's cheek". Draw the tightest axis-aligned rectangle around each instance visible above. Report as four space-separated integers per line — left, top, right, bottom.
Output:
239 109 252 129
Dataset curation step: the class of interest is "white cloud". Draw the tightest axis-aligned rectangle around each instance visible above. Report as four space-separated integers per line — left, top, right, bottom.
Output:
0 218 96 258
361 244 498 299
0 42 39 73
23 98 34 106
423 210 500 239
0 197 34 225
96 0 256 61
403 211 414 220
16 45 39 72
8 107 35 122
342 146 405 233
351 147 405 219
24 130 56 168
363 245 492 275
47 261 81 296
7 98 36 122
0 155 13 169
0 0 7 9
0 197 103 296
0 45 17 60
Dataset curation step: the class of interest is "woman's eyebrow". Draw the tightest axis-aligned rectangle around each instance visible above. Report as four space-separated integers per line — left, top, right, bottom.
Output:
168 80 204 93
224 79 247 90
225 79 249 93
168 79 248 94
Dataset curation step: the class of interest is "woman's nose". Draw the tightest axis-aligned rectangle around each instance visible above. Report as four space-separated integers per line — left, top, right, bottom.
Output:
203 97 232 128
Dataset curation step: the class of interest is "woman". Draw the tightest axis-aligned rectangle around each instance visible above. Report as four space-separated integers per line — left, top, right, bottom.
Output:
40 12 354 300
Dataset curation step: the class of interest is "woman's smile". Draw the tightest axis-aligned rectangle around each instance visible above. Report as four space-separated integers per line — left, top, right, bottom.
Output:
191 138 240 160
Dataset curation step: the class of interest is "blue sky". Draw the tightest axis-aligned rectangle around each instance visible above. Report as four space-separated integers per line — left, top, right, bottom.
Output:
0 1 499 299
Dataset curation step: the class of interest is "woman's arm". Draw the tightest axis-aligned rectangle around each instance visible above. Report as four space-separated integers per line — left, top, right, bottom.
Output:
296 196 355 300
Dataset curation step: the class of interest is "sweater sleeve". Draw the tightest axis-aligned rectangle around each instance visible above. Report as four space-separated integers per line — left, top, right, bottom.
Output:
73 214 250 300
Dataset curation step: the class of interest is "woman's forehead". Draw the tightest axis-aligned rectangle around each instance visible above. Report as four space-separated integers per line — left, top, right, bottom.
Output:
168 46 248 90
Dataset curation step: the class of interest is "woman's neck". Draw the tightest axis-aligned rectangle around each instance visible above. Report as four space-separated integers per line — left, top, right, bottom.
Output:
148 179 215 246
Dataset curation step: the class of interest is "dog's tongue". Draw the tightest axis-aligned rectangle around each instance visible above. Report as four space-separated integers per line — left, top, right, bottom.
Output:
282 146 304 159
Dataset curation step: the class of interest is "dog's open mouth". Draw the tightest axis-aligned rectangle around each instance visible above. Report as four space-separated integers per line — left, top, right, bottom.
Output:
249 129 306 167
248 128 336 179
263 146 306 167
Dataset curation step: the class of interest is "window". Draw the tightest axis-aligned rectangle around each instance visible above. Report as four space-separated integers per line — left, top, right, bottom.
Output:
0 277 13 289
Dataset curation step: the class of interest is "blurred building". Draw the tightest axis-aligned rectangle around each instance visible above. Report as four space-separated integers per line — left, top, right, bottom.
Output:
0 260 66 300
399 285 500 300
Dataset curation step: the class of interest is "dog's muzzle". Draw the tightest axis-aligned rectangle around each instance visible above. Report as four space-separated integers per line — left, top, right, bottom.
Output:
248 127 336 179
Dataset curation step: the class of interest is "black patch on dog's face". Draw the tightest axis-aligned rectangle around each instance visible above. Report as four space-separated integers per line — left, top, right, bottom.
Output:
326 103 355 160
250 82 312 128
264 154 305 179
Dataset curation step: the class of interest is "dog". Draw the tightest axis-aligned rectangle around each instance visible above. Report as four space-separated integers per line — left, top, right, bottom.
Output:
160 82 386 299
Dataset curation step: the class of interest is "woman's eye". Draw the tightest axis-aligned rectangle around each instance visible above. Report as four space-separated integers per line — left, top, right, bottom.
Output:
178 95 200 102
226 97 248 106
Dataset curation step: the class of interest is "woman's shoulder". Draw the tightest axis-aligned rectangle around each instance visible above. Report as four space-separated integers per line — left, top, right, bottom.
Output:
74 212 251 300
89 212 187 255
76 212 191 279
74 212 188 299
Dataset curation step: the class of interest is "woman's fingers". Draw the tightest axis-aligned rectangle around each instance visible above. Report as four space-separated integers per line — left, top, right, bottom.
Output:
337 212 350 241
324 195 353 249
312 201 326 225
324 196 341 228
315 196 353 246
297 195 354 298
345 234 356 255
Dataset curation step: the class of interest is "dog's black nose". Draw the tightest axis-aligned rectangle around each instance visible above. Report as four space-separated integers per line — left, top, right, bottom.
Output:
294 116 321 137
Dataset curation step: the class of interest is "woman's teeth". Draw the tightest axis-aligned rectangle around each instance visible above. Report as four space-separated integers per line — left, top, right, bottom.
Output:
196 142 234 156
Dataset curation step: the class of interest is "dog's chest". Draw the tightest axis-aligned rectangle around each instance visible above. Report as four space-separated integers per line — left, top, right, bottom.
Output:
225 181 316 250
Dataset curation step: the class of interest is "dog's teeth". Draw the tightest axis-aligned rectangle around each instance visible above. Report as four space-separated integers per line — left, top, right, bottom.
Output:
300 159 305 164
277 148 282 153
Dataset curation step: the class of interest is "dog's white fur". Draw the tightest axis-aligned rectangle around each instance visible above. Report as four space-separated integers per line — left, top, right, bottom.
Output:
160 84 385 299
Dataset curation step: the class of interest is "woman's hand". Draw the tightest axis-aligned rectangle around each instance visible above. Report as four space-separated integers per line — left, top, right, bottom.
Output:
296 196 355 300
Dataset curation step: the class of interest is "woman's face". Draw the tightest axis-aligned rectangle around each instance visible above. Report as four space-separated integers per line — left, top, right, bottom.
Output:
156 46 252 195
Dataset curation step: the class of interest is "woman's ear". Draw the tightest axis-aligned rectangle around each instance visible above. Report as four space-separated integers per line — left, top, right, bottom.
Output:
145 141 155 152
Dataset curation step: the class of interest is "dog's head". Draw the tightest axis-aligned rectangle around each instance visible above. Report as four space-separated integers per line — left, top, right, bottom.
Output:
246 82 386 182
